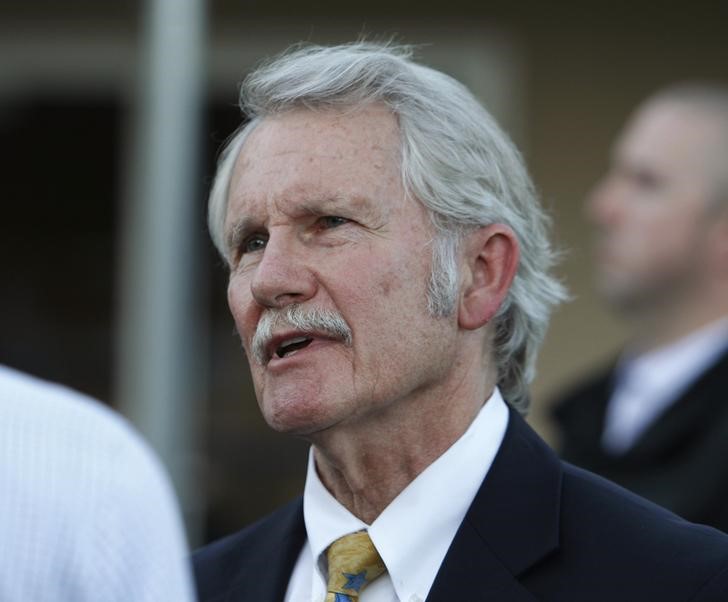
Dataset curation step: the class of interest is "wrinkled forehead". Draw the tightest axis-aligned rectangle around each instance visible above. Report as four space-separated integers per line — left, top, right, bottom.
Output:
220 106 424 251
227 106 405 205
238 103 401 160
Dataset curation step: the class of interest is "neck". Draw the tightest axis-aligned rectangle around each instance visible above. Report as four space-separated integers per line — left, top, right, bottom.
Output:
625 294 728 354
310 358 495 524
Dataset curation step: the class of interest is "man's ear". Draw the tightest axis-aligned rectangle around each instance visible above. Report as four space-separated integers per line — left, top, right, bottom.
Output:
458 224 519 330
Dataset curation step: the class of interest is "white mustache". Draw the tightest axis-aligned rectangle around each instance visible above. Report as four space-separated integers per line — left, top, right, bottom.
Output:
251 304 353 364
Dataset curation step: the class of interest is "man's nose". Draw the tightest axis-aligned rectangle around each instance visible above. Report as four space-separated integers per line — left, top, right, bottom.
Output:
585 175 622 228
250 234 317 308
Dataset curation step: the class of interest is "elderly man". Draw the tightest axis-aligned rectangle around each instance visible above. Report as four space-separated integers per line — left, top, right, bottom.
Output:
553 84 728 533
194 45 728 601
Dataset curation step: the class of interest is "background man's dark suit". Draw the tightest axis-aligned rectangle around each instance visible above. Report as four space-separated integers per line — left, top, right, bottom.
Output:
552 347 728 534
193 409 728 601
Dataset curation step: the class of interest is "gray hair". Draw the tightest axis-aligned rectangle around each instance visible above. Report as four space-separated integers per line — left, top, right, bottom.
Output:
209 42 567 413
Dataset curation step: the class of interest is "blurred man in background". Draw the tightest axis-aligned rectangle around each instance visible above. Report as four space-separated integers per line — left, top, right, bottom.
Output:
553 83 728 532
0 364 194 601
194 44 728 601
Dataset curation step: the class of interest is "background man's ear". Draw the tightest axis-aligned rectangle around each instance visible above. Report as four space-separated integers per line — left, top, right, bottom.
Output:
458 224 520 331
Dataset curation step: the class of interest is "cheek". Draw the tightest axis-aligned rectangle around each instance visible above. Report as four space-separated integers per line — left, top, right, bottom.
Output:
226 282 242 323
378 278 392 296
646 210 697 250
371 259 429 303
358 256 420 307
357 262 431 341
227 278 255 339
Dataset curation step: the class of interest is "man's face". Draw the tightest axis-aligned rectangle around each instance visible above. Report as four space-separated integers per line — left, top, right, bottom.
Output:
586 100 724 313
224 105 459 436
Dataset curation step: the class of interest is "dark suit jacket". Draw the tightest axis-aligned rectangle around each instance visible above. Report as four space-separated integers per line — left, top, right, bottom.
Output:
552 347 728 533
194 409 728 601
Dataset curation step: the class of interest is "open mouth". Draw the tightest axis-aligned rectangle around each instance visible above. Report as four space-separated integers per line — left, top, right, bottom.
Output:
275 336 314 359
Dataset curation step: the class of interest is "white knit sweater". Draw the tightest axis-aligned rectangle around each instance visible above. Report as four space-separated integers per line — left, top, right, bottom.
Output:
0 365 194 601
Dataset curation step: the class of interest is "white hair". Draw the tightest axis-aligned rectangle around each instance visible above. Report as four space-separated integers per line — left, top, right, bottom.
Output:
209 42 567 413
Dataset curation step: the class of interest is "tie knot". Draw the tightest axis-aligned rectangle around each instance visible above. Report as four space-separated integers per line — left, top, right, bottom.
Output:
325 531 386 600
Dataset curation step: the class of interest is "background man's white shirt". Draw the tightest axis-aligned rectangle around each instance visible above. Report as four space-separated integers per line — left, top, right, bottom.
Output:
602 317 728 454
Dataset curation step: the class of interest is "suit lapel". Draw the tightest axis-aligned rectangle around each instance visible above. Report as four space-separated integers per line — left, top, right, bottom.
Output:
427 410 562 602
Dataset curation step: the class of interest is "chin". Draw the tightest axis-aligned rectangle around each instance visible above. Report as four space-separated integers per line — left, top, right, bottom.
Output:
597 274 634 303
261 397 338 437
600 283 653 316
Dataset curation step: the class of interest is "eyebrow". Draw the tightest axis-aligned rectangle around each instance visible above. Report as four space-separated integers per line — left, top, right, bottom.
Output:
298 194 349 215
226 216 257 255
301 194 381 218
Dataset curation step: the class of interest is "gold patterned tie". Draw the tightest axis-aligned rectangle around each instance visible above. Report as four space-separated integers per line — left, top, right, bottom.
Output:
324 531 386 601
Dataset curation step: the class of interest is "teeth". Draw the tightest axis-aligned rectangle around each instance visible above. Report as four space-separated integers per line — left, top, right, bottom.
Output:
275 336 313 358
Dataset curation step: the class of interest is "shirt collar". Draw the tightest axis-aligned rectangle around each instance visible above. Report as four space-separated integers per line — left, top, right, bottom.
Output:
618 317 728 398
302 388 509 601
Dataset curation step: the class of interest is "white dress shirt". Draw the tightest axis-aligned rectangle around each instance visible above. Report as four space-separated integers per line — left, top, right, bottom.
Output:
602 317 728 454
0 365 194 602
284 388 509 602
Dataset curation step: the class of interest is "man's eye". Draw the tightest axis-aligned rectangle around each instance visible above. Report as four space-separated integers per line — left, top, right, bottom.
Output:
243 234 268 253
319 216 349 229
630 169 662 192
